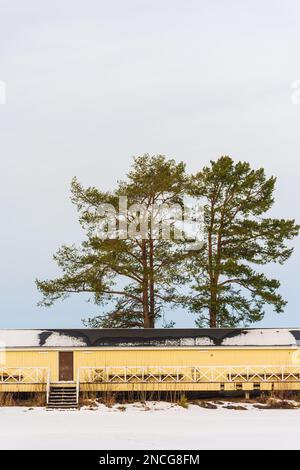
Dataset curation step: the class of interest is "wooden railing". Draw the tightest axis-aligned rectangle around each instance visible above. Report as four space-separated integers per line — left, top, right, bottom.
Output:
0 367 51 403
0 367 49 384
77 365 300 384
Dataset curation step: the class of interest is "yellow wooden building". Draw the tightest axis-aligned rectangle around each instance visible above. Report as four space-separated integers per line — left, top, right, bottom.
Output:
0 328 300 407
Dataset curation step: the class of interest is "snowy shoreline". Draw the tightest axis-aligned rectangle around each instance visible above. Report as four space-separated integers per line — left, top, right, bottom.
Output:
0 401 300 450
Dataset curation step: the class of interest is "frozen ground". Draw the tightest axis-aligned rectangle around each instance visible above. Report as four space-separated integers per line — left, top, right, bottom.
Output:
0 401 300 450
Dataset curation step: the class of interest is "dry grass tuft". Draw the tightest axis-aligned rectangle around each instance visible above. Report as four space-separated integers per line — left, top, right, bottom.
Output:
177 394 189 409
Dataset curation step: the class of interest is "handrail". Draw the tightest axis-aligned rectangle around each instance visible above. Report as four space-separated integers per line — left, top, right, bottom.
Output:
77 364 300 384
76 371 80 404
78 364 300 369
0 367 49 384
46 369 50 403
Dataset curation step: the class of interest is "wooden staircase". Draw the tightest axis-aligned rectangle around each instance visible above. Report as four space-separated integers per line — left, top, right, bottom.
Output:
47 384 78 409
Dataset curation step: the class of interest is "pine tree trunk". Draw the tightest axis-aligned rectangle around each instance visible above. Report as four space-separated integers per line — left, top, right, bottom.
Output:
209 285 217 327
149 238 155 328
141 240 151 328
209 308 217 327
208 212 217 328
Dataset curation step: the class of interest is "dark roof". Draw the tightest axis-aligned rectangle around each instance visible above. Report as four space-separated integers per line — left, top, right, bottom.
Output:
0 328 299 348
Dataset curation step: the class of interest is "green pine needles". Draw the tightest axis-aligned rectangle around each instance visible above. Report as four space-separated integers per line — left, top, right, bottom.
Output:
36 155 299 328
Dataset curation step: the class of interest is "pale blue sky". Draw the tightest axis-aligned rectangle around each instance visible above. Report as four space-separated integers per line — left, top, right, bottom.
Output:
0 0 299 328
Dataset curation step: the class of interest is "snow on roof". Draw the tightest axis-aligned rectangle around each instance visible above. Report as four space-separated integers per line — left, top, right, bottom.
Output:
0 330 43 347
221 329 297 346
0 330 86 348
42 332 86 347
0 328 299 348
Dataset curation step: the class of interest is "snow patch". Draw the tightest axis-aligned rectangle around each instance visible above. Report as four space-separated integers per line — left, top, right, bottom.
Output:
43 332 86 347
179 337 214 346
0 330 42 348
222 329 296 346
180 337 195 346
0 330 86 348
195 337 214 346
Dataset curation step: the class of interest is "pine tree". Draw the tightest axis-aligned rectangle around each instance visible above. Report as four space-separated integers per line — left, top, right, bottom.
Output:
188 156 299 327
36 154 189 328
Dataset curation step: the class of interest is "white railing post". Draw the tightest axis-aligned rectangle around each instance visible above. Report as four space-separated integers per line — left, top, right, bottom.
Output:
76 369 80 404
46 369 50 404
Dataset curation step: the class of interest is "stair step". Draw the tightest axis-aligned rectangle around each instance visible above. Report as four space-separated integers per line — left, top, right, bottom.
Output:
51 388 76 392
47 403 77 407
49 395 77 401
48 399 77 402
51 388 76 390
50 392 76 397
49 395 77 398
49 397 77 399
51 385 76 390
48 404 77 407
48 400 77 403
48 400 77 402
50 386 76 389
50 393 77 396
48 405 78 407
49 393 76 396
47 384 78 409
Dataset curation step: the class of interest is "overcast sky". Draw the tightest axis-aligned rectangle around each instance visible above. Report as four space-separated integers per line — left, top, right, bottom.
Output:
0 0 299 328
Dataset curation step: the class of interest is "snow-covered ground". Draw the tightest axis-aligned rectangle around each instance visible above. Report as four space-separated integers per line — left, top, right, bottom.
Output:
0 401 300 450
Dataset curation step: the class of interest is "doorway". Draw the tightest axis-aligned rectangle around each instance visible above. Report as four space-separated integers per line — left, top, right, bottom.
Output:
59 351 74 381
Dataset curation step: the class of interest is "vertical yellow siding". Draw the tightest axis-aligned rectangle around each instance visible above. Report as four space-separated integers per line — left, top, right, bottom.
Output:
2 347 297 383
4 351 58 381
74 347 295 379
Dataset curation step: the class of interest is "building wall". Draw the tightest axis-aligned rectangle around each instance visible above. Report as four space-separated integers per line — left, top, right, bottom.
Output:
3 350 58 381
0 347 298 385
74 347 297 372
